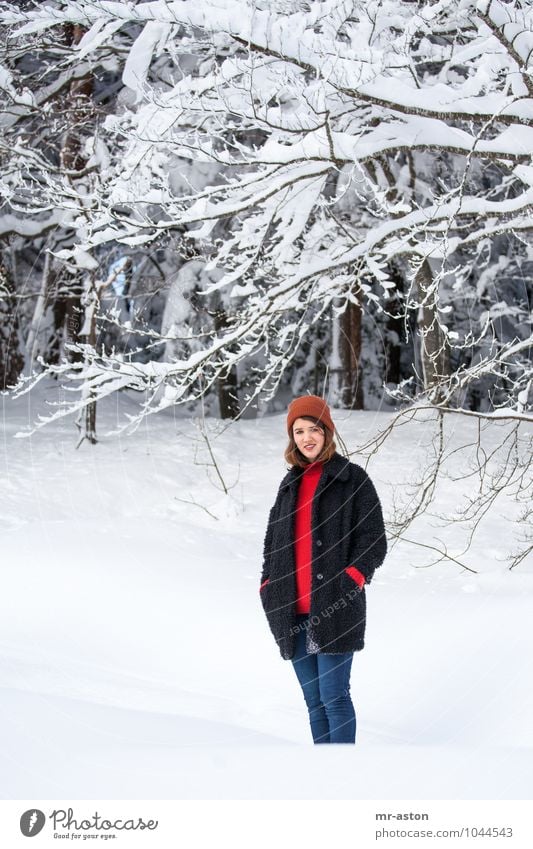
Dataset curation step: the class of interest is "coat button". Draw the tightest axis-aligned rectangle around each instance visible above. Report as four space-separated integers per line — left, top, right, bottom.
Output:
317 573 323 580
316 540 322 547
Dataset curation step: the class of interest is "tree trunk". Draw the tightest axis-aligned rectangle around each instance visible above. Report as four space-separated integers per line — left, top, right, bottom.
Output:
76 275 103 446
0 255 24 389
383 264 404 387
416 259 450 403
40 25 92 373
60 25 93 172
211 294 240 419
329 288 364 410
25 243 53 372
323 166 365 410
45 270 84 367
339 290 365 409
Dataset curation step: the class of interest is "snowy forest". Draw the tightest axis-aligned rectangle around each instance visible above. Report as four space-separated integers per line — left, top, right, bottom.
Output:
0 0 532 564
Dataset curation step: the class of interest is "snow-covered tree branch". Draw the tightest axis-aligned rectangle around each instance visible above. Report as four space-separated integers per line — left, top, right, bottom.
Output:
1 1 530 416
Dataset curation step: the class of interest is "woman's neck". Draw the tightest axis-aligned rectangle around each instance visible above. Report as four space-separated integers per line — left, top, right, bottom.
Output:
304 458 323 470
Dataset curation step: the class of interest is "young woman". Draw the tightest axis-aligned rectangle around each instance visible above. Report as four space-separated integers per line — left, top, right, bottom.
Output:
259 395 387 744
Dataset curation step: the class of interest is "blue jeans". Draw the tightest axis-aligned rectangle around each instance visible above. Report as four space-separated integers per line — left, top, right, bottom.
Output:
290 613 356 744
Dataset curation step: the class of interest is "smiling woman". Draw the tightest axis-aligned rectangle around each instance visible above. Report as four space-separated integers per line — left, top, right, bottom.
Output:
292 419 325 462
259 394 387 745
284 396 337 469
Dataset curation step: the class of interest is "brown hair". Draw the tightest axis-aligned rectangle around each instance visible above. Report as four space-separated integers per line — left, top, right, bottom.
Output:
284 415 337 469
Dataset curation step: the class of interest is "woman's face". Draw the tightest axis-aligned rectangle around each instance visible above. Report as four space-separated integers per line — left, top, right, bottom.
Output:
292 417 325 462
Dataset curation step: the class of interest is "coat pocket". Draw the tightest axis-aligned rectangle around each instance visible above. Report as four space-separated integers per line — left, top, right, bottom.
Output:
340 568 364 604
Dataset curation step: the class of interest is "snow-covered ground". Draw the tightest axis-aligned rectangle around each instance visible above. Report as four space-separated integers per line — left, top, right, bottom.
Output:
1 381 532 799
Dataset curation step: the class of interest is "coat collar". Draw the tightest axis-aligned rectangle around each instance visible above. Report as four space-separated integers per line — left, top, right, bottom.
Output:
279 451 350 490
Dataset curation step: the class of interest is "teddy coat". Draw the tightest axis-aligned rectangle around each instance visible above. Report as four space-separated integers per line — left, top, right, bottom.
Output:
259 451 387 660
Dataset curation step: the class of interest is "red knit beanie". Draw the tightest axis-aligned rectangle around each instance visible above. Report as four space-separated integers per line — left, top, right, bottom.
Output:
286 395 335 436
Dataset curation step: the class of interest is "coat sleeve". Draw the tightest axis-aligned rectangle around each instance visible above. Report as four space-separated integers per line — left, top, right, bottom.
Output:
346 468 387 585
260 492 280 586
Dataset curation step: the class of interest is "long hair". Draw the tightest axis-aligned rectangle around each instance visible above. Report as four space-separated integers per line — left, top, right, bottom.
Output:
284 415 337 469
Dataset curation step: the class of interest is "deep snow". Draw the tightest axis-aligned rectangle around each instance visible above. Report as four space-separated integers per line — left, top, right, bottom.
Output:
1 380 532 799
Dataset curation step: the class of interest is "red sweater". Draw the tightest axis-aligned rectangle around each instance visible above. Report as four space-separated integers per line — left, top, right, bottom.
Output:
294 461 322 613
294 460 365 613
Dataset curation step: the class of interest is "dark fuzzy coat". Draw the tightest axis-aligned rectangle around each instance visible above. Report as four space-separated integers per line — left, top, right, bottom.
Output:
259 452 387 660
